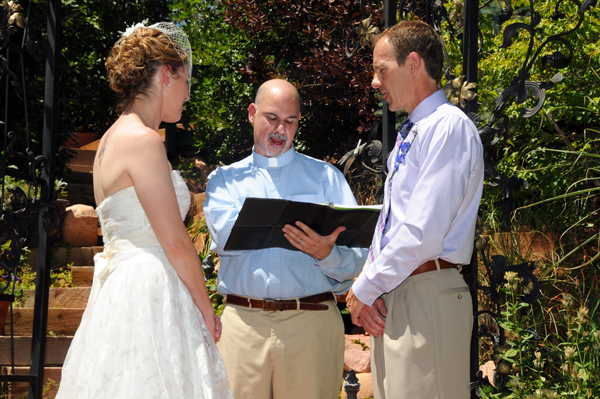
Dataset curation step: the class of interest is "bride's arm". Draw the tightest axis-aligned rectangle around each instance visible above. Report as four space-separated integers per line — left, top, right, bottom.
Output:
119 127 220 343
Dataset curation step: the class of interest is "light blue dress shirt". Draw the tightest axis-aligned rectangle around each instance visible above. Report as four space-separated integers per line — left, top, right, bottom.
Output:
204 147 368 299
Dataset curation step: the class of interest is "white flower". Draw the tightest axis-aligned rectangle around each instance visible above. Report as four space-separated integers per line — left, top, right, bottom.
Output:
561 293 574 308
505 271 519 283
535 389 557 398
576 307 589 324
120 19 149 37
509 377 524 390
564 346 576 359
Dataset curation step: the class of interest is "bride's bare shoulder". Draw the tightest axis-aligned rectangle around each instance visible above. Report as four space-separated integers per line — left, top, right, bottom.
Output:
99 119 161 158
113 117 161 143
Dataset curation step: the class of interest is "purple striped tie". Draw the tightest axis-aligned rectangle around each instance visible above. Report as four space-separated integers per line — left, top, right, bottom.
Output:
367 119 413 263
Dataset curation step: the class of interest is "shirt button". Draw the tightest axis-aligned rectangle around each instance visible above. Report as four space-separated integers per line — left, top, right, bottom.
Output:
369 294 374 298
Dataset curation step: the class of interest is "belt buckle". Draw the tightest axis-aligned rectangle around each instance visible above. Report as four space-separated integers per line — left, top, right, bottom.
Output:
262 298 278 311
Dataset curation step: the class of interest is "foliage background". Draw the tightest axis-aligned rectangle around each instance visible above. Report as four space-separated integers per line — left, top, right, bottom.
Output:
168 0 385 165
472 1 600 236
2 1 600 395
169 0 254 164
1 0 177 175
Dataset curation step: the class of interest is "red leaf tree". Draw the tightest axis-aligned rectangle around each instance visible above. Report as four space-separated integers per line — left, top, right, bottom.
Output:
224 0 383 161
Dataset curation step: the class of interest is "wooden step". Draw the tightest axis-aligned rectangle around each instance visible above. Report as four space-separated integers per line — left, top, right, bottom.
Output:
15 287 91 309
27 246 103 268
71 266 94 287
2 366 62 398
0 336 72 366
4 309 84 336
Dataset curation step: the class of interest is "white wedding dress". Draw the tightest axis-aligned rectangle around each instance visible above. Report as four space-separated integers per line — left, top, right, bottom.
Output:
56 171 232 399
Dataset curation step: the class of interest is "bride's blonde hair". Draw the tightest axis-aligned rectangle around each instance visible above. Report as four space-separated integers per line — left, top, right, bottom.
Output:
105 27 188 113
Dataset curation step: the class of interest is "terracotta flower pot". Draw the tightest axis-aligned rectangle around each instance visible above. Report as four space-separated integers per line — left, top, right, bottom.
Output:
0 300 11 333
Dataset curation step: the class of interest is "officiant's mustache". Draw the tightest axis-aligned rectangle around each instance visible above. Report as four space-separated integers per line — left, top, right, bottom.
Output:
269 133 287 144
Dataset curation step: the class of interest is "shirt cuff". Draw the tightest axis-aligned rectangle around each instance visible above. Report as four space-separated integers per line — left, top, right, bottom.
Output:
315 244 343 272
352 272 384 307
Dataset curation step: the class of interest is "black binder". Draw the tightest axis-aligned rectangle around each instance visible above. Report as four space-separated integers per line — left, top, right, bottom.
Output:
224 198 381 251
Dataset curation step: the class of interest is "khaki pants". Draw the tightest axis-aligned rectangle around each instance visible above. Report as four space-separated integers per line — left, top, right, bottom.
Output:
217 300 344 399
371 268 472 399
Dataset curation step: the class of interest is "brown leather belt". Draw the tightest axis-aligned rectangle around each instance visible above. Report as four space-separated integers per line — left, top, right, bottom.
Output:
410 259 457 277
226 292 334 311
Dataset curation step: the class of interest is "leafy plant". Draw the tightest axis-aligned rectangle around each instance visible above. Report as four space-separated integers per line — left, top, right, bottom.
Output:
352 339 369 351
471 1 600 236
170 0 255 164
2 168 68 213
187 216 224 315
478 270 600 398
205 274 225 316
14 262 73 294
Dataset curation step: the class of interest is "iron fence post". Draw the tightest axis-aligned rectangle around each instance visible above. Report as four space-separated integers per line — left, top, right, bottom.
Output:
343 369 360 399
28 0 61 396
381 0 397 182
461 1 480 397
462 0 479 116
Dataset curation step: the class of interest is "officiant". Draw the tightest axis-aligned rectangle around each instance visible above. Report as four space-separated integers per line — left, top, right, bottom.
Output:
204 79 368 399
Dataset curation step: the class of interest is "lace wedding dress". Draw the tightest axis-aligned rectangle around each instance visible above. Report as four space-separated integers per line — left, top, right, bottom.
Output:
56 171 232 399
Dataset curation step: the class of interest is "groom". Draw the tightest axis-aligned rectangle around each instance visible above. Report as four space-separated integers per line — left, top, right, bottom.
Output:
347 21 484 399
204 79 367 399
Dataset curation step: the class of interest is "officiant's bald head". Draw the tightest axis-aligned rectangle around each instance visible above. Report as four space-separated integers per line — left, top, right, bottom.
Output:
248 79 301 158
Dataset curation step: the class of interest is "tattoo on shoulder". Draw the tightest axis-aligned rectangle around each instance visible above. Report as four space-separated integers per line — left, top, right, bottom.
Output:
98 131 112 164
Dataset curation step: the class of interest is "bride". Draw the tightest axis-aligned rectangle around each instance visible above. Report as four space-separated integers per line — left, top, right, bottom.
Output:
55 22 232 398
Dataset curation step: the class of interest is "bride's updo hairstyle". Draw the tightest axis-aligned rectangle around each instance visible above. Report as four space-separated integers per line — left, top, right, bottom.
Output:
105 22 192 114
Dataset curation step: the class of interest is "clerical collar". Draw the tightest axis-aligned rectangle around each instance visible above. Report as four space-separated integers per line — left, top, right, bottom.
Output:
252 146 296 168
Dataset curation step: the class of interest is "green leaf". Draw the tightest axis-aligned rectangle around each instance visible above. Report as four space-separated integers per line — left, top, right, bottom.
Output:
504 348 519 358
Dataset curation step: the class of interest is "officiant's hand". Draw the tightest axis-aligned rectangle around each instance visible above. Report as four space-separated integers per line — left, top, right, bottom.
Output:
283 221 346 260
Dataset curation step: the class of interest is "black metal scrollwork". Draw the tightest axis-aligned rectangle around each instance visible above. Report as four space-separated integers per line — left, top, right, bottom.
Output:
0 4 38 292
473 249 541 393
475 0 596 232
345 16 380 58
1 0 62 396
479 254 540 306
0 218 21 299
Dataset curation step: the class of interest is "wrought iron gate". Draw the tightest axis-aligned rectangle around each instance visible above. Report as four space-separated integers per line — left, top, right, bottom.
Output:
0 0 61 397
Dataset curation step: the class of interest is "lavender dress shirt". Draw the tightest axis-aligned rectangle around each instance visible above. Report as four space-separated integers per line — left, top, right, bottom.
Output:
353 90 484 306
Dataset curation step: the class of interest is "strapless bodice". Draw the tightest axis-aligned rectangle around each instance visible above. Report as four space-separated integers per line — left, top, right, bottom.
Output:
96 170 191 249
57 169 232 399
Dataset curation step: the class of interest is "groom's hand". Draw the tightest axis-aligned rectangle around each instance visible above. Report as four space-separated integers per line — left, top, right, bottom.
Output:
347 288 387 337
358 298 387 338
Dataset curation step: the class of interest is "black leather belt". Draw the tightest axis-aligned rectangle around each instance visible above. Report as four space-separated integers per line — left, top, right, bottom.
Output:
226 292 334 311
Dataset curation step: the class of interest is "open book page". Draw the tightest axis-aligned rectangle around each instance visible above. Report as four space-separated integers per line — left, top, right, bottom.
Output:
320 202 382 211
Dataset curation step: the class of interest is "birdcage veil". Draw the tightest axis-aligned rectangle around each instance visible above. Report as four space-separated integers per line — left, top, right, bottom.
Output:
121 20 193 89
